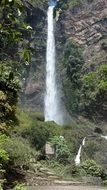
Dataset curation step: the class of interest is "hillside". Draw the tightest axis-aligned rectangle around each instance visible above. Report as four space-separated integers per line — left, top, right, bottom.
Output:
0 0 107 189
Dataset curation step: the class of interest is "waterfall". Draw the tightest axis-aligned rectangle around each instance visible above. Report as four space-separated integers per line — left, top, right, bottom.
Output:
75 137 86 165
44 4 63 125
82 137 86 146
75 145 82 166
101 135 107 140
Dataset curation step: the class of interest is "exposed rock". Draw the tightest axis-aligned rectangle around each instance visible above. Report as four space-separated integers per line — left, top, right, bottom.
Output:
57 0 107 46
21 0 107 115
94 127 103 134
20 1 47 111
56 0 107 120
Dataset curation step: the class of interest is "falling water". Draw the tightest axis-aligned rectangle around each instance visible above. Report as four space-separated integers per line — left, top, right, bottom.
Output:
44 3 63 125
75 145 82 166
75 137 86 165
82 137 86 146
101 135 107 140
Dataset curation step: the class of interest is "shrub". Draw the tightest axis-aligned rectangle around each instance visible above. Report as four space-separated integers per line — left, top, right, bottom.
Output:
84 141 100 159
2 137 36 166
61 38 107 118
0 134 9 163
13 184 26 190
22 122 49 150
0 149 9 162
0 134 9 187
30 112 44 121
0 184 3 190
80 160 104 177
63 40 84 86
65 163 79 176
22 121 61 150
50 136 71 164
57 0 83 10
0 61 20 128
81 64 107 117
103 180 107 187
60 40 84 114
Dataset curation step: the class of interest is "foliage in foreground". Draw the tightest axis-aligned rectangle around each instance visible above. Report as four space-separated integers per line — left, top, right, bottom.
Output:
2 136 36 167
0 0 33 133
0 133 38 188
0 134 9 187
80 160 106 179
0 184 3 190
13 183 26 190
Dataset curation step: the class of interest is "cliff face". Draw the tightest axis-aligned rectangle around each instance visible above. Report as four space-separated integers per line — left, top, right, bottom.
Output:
56 0 107 120
20 1 47 112
58 0 107 63
21 0 107 117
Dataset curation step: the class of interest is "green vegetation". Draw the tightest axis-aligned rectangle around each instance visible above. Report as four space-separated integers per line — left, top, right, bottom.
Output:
21 116 61 150
40 160 79 179
81 64 107 116
0 0 32 132
63 40 84 86
60 40 84 113
0 0 34 188
0 185 3 190
57 0 83 10
2 137 36 166
28 0 48 8
68 0 83 7
61 39 107 119
0 61 20 130
0 134 9 187
80 160 105 178
0 0 107 189
13 184 26 190
83 141 100 159
50 136 71 163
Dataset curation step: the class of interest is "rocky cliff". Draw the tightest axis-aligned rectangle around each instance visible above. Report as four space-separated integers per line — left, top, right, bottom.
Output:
57 0 107 69
21 0 107 120
56 0 107 120
20 1 47 112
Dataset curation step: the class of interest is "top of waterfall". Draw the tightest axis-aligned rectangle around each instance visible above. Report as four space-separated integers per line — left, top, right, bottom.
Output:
49 0 57 7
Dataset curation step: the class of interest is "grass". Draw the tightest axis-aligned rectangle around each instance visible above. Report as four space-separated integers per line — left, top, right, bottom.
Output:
40 160 81 181
15 110 33 133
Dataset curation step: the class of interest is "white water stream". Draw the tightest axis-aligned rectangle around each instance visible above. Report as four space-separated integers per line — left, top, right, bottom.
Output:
101 135 107 140
75 135 107 165
75 137 86 165
44 4 63 125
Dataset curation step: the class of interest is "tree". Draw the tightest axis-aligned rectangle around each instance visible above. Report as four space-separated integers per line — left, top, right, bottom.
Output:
0 0 33 131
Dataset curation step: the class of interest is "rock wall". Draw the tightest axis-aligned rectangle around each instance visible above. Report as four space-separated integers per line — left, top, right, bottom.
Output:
56 0 107 119
20 1 47 112
21 0 107 115
57 0 107 65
